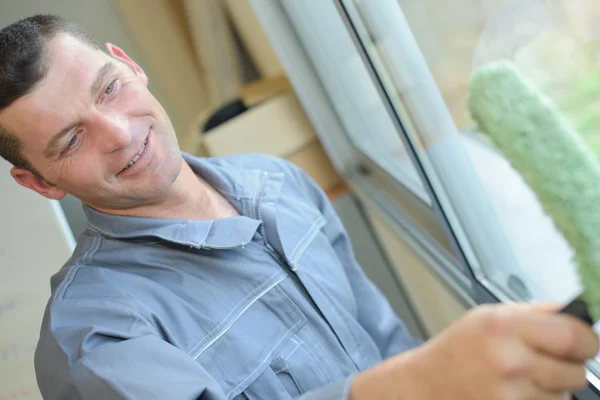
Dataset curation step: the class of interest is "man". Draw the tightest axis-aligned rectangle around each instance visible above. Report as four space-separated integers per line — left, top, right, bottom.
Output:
1 14 597 400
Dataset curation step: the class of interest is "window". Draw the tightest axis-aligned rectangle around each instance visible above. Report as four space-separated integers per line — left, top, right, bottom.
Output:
264 0 468 278
254 0 600 393
347 0 600 301
276 0 428 202
344 0 600 381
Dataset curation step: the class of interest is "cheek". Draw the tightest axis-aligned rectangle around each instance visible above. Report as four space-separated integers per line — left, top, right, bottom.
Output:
55 156 104 189
114 82 150 111
45 159 69 184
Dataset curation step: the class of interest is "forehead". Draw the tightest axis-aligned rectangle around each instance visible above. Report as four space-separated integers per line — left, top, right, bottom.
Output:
32 34 108 106
0 35 109 146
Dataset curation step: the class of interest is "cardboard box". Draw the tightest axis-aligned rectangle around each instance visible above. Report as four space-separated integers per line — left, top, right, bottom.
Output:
199 91 343 194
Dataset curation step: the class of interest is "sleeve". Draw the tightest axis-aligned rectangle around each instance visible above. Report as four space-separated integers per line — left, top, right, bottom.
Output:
35 298 228 400
286 160 422 359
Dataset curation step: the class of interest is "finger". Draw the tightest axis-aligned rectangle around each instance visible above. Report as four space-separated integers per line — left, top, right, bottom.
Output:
526 302 564 313
502 380 566 400
499 302 562 314
540 393 574 400
511 308 599 361
533 392 573 400
538 393 574 400
530 353 587 392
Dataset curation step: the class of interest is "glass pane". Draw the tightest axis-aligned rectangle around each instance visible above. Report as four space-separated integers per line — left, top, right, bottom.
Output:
349 0 600 312
279 1 430 202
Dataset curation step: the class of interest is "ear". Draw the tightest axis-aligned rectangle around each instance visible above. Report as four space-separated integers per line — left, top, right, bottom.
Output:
10 168 66 200
104 43 149 86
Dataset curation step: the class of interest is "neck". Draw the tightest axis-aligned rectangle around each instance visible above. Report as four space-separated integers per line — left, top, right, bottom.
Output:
92 159 224 221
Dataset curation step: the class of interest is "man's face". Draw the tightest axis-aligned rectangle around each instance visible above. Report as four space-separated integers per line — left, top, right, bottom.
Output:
1 34 182 210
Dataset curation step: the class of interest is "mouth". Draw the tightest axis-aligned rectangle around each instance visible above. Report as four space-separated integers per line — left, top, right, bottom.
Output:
118 133 150 176
123 139 147 171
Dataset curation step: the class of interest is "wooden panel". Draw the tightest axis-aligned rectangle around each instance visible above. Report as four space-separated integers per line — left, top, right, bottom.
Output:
365 203 468 336
222 0 285 78
183 0 243 107
287 140 343 193
241 75 292 107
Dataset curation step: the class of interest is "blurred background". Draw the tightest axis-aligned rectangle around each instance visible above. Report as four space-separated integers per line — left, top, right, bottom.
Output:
2 0 600 398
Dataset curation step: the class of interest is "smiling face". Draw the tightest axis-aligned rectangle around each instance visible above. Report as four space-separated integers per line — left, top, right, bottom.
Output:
2 34 183 211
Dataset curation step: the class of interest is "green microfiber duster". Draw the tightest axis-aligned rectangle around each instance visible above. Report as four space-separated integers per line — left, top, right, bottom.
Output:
468 60 600 321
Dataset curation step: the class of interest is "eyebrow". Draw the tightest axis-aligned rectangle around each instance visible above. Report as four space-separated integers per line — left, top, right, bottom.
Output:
44 62 117 159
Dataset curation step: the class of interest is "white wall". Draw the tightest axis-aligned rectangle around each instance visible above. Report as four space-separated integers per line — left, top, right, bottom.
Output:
0 159 74 400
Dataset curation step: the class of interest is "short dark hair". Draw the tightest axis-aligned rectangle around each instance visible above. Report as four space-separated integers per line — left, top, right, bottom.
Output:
0 14 102 178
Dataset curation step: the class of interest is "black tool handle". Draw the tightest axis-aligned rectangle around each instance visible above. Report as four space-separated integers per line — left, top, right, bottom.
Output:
558 297 594 399
559 297 594 326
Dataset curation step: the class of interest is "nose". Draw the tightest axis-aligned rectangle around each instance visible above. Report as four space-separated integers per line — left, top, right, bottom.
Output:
91 111 131 153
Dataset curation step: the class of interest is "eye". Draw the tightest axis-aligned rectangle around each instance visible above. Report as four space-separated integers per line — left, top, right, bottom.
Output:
100 78 122 102
104 79 117 96
61 130 82 156
66 135 78 150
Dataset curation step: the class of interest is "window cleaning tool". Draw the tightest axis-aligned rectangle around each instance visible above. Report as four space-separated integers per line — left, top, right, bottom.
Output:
468 60 599 325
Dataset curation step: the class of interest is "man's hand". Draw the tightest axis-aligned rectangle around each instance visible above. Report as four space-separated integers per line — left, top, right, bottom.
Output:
350 303 599 400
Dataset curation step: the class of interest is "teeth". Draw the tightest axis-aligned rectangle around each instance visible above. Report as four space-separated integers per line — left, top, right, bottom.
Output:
123 140 147 171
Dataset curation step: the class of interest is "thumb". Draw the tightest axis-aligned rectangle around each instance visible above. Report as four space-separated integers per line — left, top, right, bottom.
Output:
524 302 563 313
